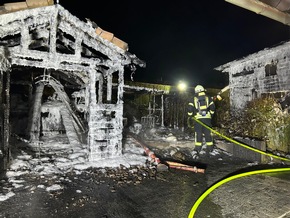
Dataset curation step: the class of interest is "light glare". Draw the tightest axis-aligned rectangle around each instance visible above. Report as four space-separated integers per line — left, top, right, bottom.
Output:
177 81 187 92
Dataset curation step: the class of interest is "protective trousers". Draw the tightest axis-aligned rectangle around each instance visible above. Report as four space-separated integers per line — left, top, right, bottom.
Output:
194 117 213 148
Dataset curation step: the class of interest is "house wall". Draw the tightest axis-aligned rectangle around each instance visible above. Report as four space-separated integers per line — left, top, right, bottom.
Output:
228 44 290 110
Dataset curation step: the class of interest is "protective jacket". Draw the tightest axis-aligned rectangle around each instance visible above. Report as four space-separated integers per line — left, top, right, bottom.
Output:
187 91 215 119
187 91 215 151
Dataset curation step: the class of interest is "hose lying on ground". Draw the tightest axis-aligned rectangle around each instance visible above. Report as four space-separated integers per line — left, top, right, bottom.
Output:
188 117 290 217
188 167 290 218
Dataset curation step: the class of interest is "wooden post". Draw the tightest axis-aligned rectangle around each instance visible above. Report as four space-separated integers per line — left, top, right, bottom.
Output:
161 94 164 127
2 71 10 170
28 84 44 142
0 70 4 173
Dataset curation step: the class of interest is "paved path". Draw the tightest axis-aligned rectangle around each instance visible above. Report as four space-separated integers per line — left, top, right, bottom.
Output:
209 173 290 218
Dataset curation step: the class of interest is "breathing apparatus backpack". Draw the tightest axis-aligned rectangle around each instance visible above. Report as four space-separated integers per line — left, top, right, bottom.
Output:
195 95 209 116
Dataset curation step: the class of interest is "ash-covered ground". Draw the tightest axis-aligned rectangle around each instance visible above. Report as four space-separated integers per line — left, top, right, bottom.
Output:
0 126 253 218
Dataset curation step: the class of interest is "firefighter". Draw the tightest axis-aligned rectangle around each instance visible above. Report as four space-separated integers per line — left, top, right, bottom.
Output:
187 85 215 156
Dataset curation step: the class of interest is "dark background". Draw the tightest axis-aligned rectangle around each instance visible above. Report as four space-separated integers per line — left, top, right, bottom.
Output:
9 0 290 88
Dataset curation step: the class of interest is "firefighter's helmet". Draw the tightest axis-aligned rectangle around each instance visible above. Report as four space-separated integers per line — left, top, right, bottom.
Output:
195 85 205 93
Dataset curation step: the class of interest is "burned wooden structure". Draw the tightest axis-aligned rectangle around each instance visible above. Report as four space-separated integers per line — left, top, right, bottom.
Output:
215 41 290 111
123 82 171 128
0 0 145 170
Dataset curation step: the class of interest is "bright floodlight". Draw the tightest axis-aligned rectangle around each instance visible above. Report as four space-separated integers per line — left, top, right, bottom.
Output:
177 81 187 92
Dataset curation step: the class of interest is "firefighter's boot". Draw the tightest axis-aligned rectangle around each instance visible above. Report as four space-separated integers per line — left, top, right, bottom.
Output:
191 146 201 159
206 146 214 156
194 146 202 154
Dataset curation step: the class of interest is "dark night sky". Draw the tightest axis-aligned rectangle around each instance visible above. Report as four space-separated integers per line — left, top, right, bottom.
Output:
59 1 290 87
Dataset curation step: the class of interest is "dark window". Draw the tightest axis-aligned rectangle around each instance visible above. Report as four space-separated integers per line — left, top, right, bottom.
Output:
232 68 254 77
265 61 277 76
251 88 257 99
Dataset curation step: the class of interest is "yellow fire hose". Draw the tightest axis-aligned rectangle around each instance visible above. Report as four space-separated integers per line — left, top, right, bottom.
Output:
188 117 290 218
193 117 290 162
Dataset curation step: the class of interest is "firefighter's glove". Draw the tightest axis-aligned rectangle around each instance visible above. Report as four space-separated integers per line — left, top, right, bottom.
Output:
187 117 194 128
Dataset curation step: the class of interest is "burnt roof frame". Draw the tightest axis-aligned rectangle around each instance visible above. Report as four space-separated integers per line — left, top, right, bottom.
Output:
0 4 145 86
